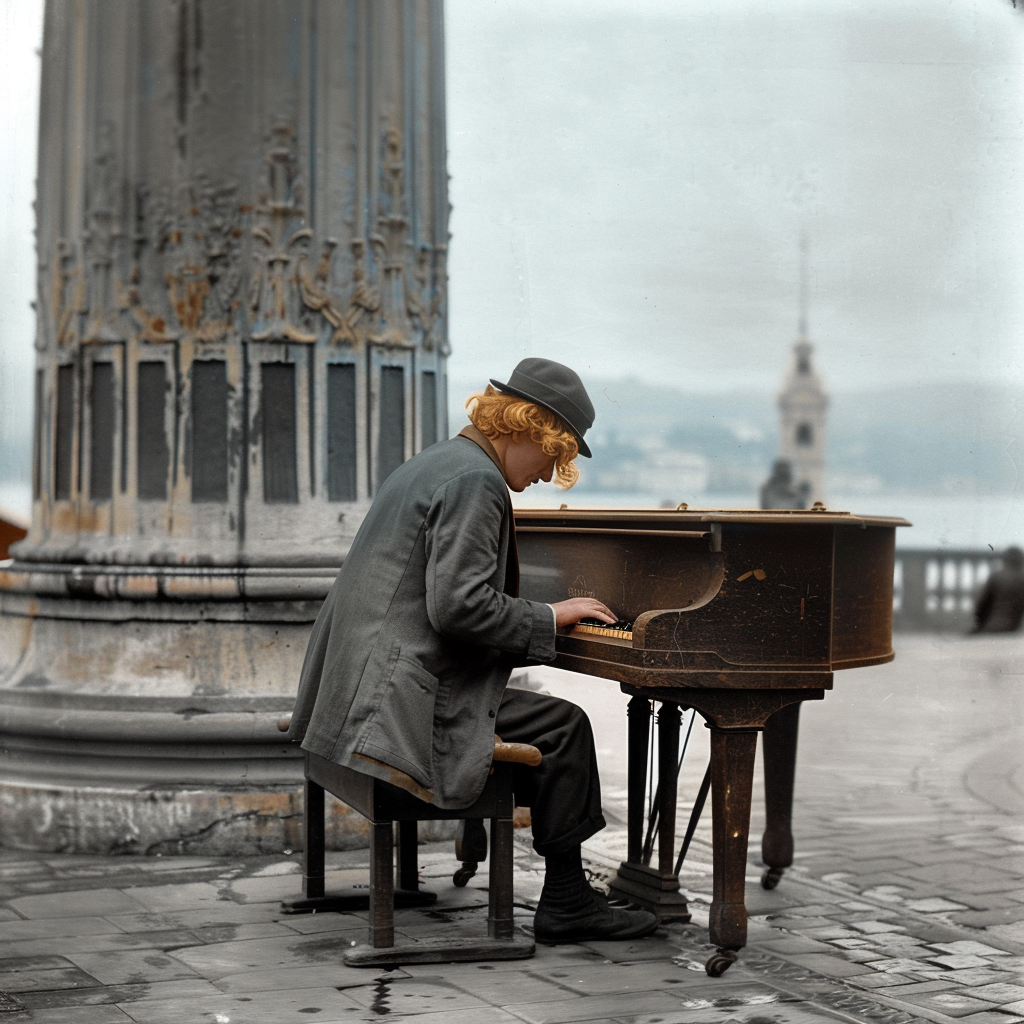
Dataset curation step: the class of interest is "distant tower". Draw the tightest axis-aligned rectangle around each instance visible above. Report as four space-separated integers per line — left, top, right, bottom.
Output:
777 237 827 505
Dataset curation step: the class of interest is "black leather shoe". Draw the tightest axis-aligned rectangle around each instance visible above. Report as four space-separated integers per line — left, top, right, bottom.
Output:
533 889 659 944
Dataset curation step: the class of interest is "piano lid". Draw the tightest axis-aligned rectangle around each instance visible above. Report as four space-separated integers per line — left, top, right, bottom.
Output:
515 507 912 529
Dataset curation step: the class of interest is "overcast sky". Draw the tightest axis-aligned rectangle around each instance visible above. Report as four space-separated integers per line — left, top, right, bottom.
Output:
1 0 1022 446
445 0 1024 394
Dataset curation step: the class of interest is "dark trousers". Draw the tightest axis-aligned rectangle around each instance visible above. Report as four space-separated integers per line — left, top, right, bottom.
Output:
494 687 606 856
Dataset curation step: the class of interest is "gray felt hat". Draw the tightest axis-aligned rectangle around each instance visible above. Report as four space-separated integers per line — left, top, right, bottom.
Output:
490 358 595 458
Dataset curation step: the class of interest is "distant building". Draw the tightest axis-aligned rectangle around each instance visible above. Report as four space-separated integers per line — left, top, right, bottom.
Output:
760 459 803 510
775 246 828 506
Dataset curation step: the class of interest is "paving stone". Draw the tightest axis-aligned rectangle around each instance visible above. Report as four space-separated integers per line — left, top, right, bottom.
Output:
17 977 223 1009
113 985 363 1024
7 889 149 919
956 907 1024 927
212 964 406 993
784 954 874 978
759 935 835 955
897 989 999 1016
956 1013 1024 1024
938 969 1012 987
846 971 922 989
622 1007 833 1024
862 957 937 976
277 912 368 935
371 1010 525 1024
190 922 298 943
167 932 362 980
849 919 907 934
578 934 687 963
65 950 200 986
428 966 584 1003
104 902 284 933
502 990 688 1023
121 883 227 912
0 931 198 960
343 975 491 1013
969 982 1024 1004
880 979 959 996
0 965 102 993
771 915 836 930
0 916 127 941
929 955 999 969
839 948 884 963
799 925 860 940
929 941 1013 957
401 945 606 975
4 1006 134 1023
0 957 72 972
526 961 701 996
907 897 970 912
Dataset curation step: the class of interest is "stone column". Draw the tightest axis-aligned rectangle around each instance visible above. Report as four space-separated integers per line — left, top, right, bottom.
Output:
0 0 449 854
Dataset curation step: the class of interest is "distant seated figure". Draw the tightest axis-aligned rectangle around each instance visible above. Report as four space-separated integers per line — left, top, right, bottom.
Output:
760 459 805 510
972 546 1024 634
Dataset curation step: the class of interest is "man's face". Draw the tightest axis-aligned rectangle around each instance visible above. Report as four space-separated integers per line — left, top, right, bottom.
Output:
502 434 557 492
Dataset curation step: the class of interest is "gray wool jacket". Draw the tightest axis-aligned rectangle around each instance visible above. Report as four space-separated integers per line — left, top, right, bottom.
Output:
288 427 557 809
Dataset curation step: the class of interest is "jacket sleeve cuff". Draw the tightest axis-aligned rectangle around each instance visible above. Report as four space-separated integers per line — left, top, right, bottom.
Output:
526 600 557 663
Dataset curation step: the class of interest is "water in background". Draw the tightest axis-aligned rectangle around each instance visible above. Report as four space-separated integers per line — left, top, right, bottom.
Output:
512 488 1023 551
2 477 1018 551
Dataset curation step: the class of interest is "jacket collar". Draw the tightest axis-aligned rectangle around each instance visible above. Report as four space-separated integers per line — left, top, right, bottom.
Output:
458 425 511 487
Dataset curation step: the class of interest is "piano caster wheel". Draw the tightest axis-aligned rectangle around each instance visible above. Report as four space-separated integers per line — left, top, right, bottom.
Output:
453 862 478 887
705 949 738 977
761 866 784 890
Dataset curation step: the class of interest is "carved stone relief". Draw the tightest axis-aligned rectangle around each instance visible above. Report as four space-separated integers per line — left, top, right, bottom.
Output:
250 123 317 344
44 118 448 359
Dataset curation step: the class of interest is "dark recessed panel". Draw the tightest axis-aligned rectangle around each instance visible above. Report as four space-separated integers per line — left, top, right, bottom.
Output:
262 362 298 504
327 362 357 501
377 366 405 488
191 360 229 502
421 370 437 450
137 361 169 500
89 362 115 502
55 365 74 500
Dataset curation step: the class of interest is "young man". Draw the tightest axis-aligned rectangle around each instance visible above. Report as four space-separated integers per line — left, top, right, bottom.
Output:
289 357 657 942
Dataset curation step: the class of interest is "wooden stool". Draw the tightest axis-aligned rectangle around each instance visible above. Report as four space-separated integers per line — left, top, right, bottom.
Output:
279 717 540 967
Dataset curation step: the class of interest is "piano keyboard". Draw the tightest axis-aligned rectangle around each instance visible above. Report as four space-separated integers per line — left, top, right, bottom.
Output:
571 618 634 641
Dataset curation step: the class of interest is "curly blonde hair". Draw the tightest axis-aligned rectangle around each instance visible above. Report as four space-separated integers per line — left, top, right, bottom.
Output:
466 385 580 489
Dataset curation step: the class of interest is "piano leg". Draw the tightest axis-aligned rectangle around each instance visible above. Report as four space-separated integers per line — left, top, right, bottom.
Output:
657 703 681 879
609 698 690 922
627 695 651 865
706 727 758 977
761 701 801 890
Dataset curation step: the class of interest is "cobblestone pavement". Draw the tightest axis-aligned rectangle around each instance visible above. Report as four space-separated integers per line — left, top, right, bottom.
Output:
0 633 1021 1023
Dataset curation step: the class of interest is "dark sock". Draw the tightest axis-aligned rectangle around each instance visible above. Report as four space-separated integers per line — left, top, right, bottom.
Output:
539 845 600 916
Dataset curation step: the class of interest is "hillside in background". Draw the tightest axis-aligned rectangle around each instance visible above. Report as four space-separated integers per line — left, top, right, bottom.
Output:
449 376 1021 501
0 377 1016 519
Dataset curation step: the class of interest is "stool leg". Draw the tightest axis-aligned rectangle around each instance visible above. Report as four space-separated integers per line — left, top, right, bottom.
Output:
488 815 515 940
303 779 325 900
369 821 395 948
398 821 419 891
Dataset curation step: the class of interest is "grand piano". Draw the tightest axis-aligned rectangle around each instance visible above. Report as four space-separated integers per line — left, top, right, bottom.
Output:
515 505 909 976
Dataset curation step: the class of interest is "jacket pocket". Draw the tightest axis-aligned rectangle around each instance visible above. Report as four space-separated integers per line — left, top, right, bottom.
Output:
357 650 439 788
